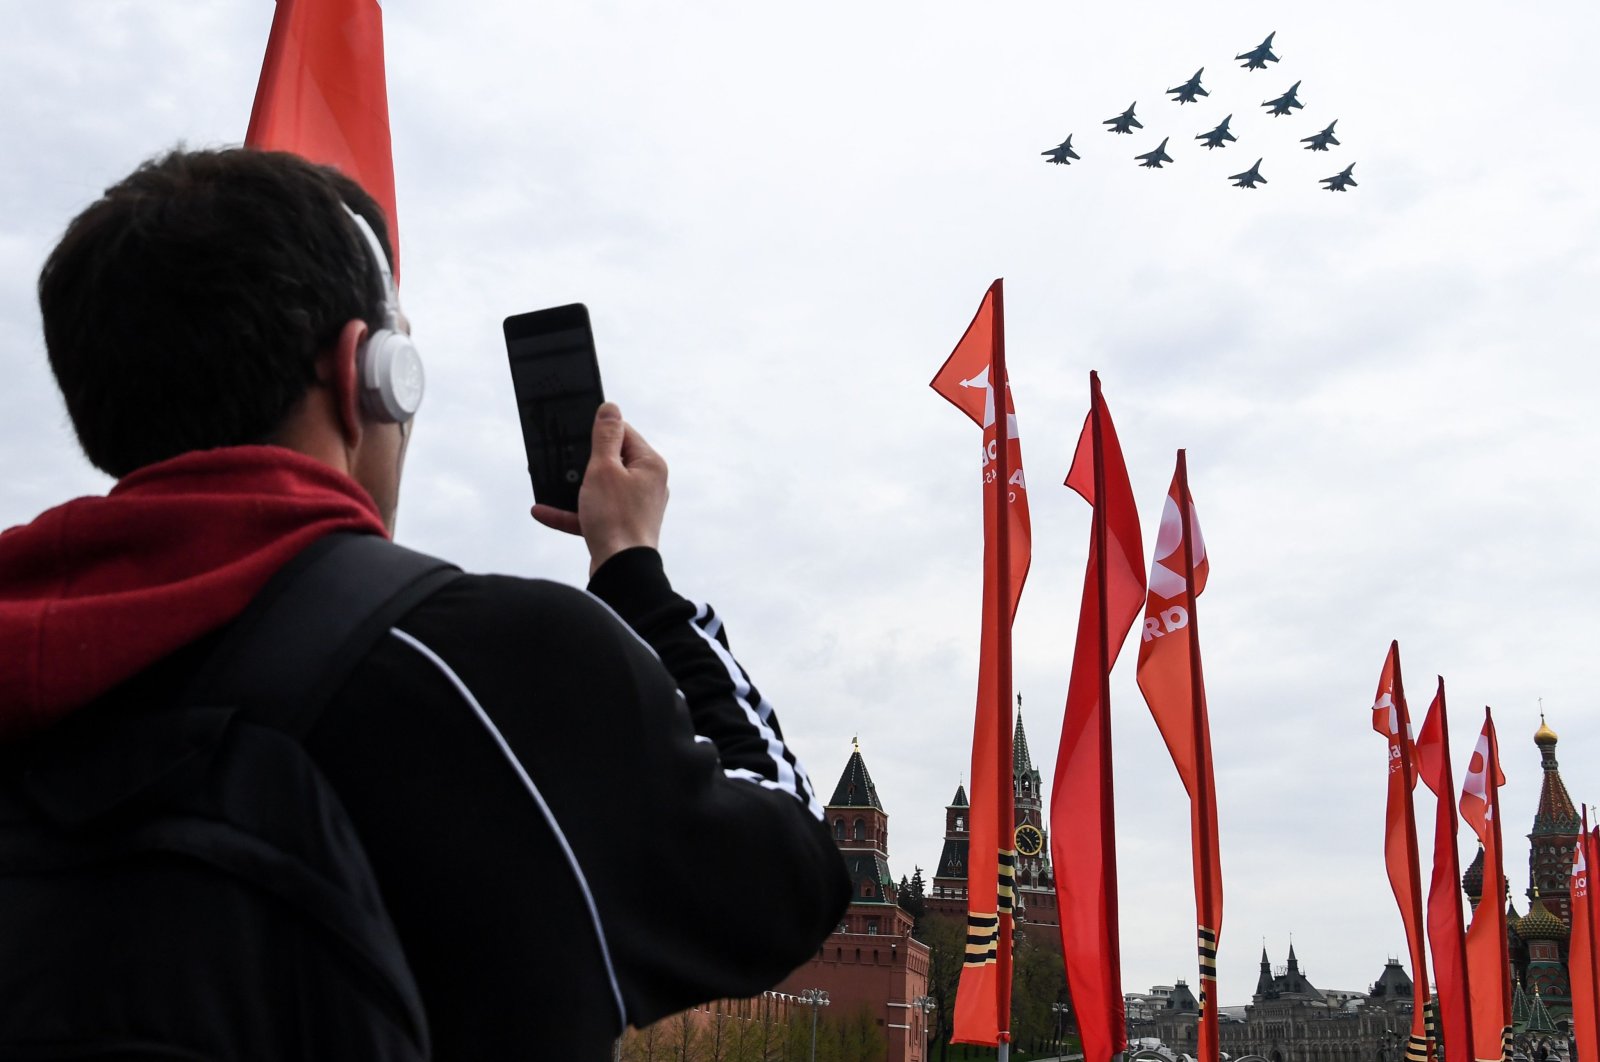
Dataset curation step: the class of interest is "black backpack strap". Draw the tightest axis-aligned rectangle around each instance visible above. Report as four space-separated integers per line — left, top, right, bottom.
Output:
183 532 460 737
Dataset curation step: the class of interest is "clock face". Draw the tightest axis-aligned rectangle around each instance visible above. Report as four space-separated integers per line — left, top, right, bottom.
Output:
1015 824 1044 857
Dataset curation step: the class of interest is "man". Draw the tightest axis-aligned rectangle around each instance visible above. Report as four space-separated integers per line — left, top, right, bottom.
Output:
0 148 849 1058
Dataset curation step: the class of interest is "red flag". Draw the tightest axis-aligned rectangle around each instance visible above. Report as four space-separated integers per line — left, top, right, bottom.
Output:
1415 679 1475 1062
1460 711 1510 1062
1371 644 1433 1062
246 0 401 276
1569 813 1599 1062
1135 452 1222 1062
1051 371 1144 1062
931 280 1032 1047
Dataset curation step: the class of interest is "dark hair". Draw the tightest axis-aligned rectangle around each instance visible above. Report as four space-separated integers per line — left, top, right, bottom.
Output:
38 147 393 478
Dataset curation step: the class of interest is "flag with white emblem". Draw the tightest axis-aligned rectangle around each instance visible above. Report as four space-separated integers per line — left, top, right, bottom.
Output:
1136 452 1221 1062
1568 812 1598 1062
1370 643 1434 1062
1461 711 1511 1062
930 279 1032 1049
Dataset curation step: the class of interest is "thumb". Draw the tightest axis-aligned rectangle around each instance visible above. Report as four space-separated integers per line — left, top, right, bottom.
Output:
590 402 625 464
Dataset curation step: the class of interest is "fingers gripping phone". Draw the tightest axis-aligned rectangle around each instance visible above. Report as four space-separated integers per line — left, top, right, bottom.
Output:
503 303 605 512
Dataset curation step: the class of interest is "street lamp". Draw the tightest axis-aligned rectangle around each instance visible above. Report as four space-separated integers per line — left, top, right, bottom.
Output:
912 996 937 1061
801 988 830 1062
1052 1002 1071 1057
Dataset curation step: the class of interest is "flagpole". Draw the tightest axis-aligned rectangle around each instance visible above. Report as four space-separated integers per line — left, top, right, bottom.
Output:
992 280 1014 1062
1175 450 1219 1062
1089 370 1124 1062
1390 647 1435 1062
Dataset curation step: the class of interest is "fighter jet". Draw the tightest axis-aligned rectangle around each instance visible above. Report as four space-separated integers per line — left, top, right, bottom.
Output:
1262 81 1304 116
1301 120 1340 151
1103 103 1142 134
1196 115 1237 150
1166 69 1208 104
1042 136 1080 165
1229 159 1267 188
1321 163 1358 192
1236 32 1279 70
1135 137 1173 168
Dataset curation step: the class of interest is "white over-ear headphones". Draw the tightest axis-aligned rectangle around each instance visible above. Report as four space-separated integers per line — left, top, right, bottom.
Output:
342 205 424 423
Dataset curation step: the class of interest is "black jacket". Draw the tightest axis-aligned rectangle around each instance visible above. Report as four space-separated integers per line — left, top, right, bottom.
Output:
79 544 849 1059
299 545 850 1058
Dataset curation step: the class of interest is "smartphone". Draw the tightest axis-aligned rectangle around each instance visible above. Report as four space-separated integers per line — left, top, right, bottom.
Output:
503 303 604 512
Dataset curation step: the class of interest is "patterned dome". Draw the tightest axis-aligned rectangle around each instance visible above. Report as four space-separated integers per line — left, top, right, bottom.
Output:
1516 894 1568 942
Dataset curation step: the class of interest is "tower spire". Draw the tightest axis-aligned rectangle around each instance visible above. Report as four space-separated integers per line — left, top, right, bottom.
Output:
829 740 881 810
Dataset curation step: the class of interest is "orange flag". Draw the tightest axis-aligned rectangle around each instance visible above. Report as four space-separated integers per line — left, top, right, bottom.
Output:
1135 451 1221 1062
931 280 1032 1048
246 0 401 276
1371 643 1433 1062
1460 711 1510 1062
1052 371 1144 1062
1415 679 1475 1062
1570 813 1599 1062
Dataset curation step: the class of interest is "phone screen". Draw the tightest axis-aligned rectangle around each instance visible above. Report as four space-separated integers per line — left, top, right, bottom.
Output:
504 304 604 512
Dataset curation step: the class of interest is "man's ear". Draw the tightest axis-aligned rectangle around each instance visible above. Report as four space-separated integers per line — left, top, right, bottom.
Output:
328 318 369 448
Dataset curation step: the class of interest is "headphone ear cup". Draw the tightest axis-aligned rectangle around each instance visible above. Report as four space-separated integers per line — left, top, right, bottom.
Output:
358 329 425 423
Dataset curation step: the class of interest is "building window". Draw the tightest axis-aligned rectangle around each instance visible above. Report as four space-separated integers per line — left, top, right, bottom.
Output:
853 818 866 841
956 815 965 832
867 919 879 934
834 818 844 839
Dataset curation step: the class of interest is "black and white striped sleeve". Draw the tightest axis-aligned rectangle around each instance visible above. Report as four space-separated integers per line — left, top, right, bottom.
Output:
583 547 850 1021
588 548 826 821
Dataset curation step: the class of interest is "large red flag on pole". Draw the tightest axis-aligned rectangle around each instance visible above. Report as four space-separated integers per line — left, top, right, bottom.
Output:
1460 711 1510 1062
1135 451 1222 1062
1052 371 1144 1062
246 0 401 276
1371 644 1435 1062
1415 678 1475 1062
1570 811 1600 1062
931 280 1032 1050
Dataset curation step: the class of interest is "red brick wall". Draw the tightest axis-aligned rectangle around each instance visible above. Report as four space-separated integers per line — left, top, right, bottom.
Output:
775 930 932 1062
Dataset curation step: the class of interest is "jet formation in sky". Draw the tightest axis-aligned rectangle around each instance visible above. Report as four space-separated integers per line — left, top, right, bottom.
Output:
1041 31 1359 192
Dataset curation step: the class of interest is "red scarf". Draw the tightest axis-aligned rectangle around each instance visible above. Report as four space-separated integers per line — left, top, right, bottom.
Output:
0 446 388 740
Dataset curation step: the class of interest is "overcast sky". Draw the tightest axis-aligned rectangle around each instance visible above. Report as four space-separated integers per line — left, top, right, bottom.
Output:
3 1 1596 1009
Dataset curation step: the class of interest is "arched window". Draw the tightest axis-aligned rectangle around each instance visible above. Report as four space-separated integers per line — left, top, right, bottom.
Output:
956 815 965 832
834 818 845 839
853 818 866 841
